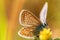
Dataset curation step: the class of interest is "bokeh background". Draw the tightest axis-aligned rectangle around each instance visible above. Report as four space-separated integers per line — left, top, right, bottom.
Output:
0 0 60 40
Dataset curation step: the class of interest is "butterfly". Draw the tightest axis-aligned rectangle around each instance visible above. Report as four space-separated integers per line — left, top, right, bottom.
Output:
18 2 48 39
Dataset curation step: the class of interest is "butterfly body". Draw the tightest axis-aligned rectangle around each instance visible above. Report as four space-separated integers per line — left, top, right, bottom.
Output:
34 24 47 36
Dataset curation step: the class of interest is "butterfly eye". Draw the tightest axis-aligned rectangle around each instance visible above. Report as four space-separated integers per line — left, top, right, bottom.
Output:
40 2 48 25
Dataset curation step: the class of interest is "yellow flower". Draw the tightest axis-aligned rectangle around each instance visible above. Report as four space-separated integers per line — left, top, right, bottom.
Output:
39 28 52 40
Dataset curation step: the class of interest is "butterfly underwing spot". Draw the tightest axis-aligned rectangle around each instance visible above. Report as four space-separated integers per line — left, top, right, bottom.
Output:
24 11 39 25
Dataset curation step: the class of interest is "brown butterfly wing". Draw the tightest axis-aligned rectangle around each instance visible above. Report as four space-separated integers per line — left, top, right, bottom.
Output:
18 25 39 39
18 9 41 39
19 9 41 26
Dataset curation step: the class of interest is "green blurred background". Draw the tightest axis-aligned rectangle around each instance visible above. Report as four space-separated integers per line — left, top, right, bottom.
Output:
0 0 6 40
